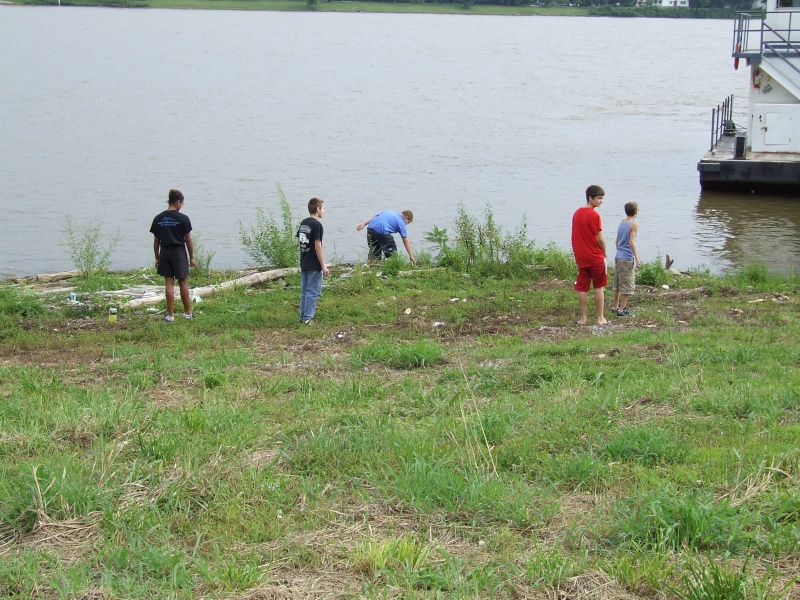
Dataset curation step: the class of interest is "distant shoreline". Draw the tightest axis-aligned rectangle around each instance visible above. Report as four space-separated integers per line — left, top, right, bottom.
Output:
0 0 732 18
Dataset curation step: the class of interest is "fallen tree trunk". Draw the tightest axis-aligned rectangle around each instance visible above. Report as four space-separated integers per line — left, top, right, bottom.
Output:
124 267 299 310
35 270 80 283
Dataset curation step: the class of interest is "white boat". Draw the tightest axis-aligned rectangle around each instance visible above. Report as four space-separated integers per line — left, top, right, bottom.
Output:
698 0 800 192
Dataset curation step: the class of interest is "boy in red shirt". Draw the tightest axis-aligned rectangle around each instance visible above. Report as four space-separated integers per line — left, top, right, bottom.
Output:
571 185 608 325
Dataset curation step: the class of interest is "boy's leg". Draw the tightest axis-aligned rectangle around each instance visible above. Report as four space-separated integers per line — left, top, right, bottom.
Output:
380 235 398 259
300 270 308 321
366 230 381 264
577 291 589 324
617 260 635 312
594 287 607 325
164 277 176 317
612 290 620 311
590 262 608 325
574 266 591 324
178 276 192 316
304 270 323 321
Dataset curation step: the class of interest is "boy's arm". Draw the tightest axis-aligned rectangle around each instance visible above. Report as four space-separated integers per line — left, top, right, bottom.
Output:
153 237 160 266
629 223 641 268
185 232 197 267
355 215 376 232
596 231 607 259
314 239 329 276
401 236 417 266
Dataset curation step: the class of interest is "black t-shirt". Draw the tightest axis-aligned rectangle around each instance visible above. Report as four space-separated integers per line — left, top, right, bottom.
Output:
297 217 323 271
150 210 192 247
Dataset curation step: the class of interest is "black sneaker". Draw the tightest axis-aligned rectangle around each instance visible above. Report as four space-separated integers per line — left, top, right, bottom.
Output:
618 308 631 317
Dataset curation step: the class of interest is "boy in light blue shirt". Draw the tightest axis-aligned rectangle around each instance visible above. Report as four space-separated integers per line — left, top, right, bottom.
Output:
355 210 417 266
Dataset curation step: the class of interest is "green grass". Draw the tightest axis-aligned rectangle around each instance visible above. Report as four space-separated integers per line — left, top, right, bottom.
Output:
0 262 799 598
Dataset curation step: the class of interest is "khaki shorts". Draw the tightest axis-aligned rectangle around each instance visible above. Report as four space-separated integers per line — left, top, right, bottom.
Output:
613 259 635 295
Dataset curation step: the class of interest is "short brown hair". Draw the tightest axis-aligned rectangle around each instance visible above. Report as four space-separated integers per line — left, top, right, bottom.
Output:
624 202 639 217
168 189 184 205
401 210 414 223
308 197 324 214
585 185 605 201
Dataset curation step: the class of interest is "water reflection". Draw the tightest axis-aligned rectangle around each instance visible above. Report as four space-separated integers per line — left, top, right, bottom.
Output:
695 191 800 274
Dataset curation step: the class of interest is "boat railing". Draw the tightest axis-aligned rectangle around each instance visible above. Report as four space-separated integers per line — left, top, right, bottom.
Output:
708 94 737 153
734 10 800 63
763 20 800 75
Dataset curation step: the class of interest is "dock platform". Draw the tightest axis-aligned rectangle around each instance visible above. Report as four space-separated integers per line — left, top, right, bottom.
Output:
698 134 800 193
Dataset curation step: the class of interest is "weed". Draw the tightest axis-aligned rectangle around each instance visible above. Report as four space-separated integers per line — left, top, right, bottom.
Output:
426 203 540 278
675 556 793 600
0 287 46 318
191 233 216 278
62 215 120 277
601 425 689 466
638 256 669 287
239 185 298 268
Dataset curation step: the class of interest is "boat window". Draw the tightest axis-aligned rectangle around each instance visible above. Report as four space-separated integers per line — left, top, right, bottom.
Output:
778 0 796 7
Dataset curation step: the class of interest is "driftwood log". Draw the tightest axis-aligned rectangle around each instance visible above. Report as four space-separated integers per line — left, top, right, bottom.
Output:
123 267 299 310
35 270 80 283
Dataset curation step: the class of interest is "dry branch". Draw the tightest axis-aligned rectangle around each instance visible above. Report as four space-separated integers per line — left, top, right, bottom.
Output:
123 267 298 309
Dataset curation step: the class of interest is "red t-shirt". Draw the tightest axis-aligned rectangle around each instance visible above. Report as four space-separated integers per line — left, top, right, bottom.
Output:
571 206 604 268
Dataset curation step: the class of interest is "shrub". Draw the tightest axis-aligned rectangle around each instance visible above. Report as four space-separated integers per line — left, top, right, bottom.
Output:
239 186 298 268
191 234 216 279
638 257 669 287
0 287 46 318
424 203 539 278
62 216 119 277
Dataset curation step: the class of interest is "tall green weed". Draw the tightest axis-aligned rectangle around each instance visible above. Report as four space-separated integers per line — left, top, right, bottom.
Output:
425 203 540 278
62 216 120 277
239 186 298 268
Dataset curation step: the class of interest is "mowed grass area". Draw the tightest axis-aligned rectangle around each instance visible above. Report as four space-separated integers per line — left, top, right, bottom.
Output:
1 263 799 599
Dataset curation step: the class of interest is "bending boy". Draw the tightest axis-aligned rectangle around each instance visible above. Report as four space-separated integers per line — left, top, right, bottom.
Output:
355 210 417 266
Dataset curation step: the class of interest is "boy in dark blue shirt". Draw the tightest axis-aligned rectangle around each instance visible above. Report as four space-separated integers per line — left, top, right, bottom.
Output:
296 198 328 324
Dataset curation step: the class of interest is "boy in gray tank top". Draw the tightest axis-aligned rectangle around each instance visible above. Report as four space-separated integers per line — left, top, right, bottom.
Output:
611 202 641 317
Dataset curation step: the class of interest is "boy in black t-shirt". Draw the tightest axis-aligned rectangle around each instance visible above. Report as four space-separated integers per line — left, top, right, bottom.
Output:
150 189 196 322
296 198 328 324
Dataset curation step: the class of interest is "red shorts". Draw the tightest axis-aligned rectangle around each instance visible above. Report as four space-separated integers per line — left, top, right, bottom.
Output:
574 262 608 292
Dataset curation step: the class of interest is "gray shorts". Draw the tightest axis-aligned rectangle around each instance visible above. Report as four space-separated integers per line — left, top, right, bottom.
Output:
613 259 635 295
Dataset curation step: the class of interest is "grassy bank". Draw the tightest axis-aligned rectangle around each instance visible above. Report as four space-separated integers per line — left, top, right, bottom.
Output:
0 252 799 598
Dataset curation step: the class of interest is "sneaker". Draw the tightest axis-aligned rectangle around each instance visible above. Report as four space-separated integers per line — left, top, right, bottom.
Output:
610 307 621 316
301 319 313 325
163 315 175 322
617 308 631 317
183 313 195 320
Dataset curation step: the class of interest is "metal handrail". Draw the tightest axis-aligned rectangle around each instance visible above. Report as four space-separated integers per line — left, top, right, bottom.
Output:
733 9 800 58
709 95 736 152
763 20 800 74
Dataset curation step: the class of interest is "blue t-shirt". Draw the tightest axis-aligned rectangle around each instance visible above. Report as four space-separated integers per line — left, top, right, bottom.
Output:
368 211 407 238
615 220 635 261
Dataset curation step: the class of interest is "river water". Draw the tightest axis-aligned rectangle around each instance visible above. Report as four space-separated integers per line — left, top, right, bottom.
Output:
1 6 797 278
